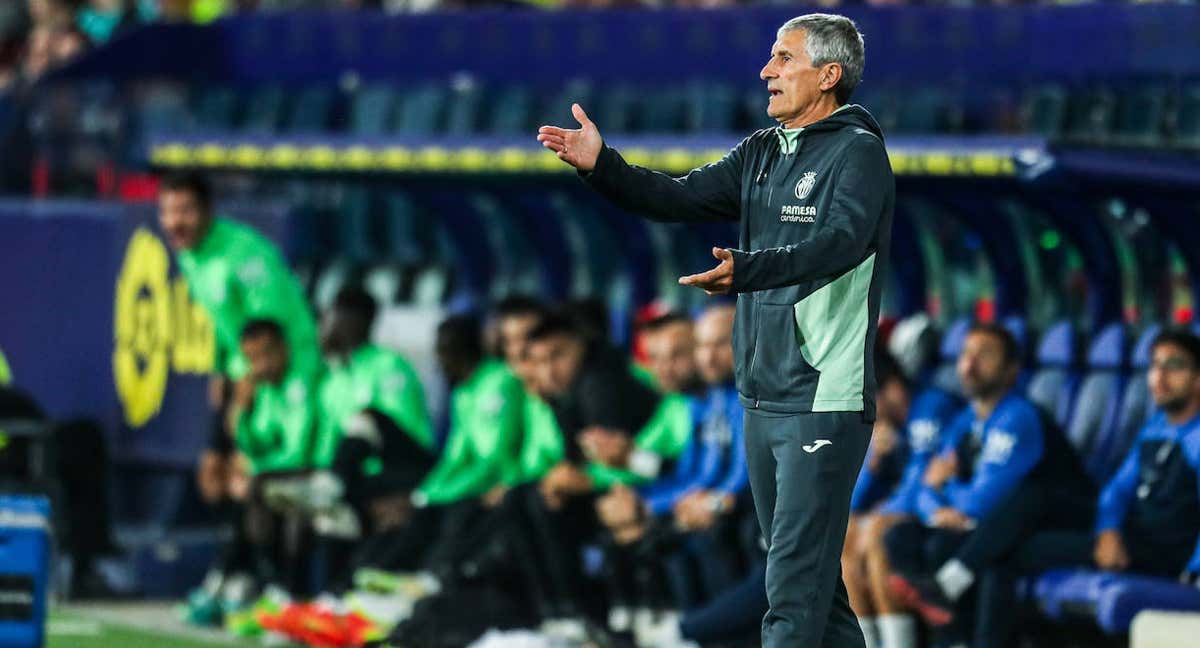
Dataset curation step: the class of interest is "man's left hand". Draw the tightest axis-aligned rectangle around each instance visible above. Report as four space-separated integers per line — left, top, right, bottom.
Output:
679 247 734 295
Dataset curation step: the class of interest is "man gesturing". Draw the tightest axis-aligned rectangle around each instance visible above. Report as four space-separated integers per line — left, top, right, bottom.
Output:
539 13 893 647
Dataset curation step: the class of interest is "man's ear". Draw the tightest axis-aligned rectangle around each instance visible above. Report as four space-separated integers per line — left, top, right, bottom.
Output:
820 63 843 93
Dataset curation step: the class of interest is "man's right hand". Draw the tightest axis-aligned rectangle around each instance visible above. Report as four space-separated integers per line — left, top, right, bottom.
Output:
1094 529 1130 571
537 104 602 172
923 452 958 488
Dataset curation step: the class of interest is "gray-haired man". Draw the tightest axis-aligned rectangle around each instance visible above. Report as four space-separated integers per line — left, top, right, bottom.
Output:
538 13 893 646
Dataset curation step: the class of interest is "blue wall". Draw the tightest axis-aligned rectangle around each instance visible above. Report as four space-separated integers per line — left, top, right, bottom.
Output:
59 6 1200 87
0 202 288 467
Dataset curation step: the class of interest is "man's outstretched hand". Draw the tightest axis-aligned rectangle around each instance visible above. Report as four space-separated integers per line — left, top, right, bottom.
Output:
537 103 603 172
679 247 734 295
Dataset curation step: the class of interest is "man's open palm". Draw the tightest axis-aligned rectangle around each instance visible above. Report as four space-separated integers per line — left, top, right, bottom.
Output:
537 103 603 172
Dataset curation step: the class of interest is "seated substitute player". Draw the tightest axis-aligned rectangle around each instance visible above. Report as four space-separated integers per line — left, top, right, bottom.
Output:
882 323 1080 646
347 313 525 578
972 328 1200 647
596 305 753 635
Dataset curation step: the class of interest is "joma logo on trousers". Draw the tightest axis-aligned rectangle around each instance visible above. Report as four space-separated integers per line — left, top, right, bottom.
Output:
803 439 833 453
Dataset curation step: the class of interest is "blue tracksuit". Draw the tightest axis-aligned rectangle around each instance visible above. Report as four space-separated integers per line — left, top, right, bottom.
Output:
857 386 962 515
1095 410 1200 573
641 384 747 515
914 391 1044 525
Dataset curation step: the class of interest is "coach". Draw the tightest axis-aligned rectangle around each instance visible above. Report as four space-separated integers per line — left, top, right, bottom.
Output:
538 14 893 647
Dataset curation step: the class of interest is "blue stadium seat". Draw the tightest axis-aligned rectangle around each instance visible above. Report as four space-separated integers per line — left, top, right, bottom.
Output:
395 84 446 135
638 87 687 133
1064 86 1116 144
192 85 239 130
363 262 406 308
594 84 638 134
240 85 285 134
1034 569 1200 634
286 86 336 133
1021 84 1067 138
1026 320 1080 428
894 87 954 134
684 82 738 133
1093 574 1200 633
313 258 367 312
488 86 534 135
1176 82 1200 148
740 87 776 132
1063 323 1127 481
349 85 398 136
444 78 483 135
381 192 427 266
1002 315 1033 392
1111 83 1167 146
133 82 192 137
541 79 594 129
1105 324 1161 480
337 187 377 262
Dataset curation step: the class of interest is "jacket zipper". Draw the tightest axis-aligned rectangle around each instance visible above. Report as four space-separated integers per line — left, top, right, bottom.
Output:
746 297 761 409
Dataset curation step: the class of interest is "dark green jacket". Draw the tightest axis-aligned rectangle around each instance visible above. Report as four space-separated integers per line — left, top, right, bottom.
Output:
583 105 893 420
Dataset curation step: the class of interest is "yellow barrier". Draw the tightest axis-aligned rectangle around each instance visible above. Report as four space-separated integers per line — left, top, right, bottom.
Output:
150 142 1018 177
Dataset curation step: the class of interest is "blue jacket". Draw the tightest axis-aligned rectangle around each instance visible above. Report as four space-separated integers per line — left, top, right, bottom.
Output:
1096 410 1200 573
866 386 963 515
915 390 1044 524
641 384 747 515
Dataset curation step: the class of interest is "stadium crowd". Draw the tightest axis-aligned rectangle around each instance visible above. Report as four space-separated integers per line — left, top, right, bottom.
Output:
142 170 1200 648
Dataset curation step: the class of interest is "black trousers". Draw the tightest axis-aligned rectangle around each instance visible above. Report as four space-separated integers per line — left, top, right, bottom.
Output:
508 485 605 620
743 410 873 648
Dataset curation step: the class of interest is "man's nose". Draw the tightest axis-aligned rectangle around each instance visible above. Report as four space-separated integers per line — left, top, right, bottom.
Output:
760 63 774 80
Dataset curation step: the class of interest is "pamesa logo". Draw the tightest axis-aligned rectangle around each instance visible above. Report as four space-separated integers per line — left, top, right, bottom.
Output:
113 228 214 427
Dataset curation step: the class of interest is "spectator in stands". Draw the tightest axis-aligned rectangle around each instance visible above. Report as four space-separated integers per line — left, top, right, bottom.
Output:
77 0 157 45
881 323 1065 647
974 328 1200 647
157 171 319 507
844 347 963 648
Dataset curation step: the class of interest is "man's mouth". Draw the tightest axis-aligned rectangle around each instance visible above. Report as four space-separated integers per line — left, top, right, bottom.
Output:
769 89 783 97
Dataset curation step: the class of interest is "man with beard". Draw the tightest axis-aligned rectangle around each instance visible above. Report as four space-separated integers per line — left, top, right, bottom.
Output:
881 324 1062 647
970 329 1200 647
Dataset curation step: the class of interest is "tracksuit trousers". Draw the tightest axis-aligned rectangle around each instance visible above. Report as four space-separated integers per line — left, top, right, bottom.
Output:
743 409 873 648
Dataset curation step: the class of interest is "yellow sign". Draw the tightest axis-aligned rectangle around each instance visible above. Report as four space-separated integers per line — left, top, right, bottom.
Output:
113 228 214 428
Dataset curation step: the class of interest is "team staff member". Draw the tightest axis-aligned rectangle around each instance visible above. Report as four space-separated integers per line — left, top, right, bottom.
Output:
539 13 893 646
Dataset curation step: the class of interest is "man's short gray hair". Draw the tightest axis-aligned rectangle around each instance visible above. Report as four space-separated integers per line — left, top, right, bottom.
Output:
778 14 865 105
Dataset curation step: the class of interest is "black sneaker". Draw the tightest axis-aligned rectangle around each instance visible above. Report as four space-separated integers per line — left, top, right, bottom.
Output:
888 573 954 627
